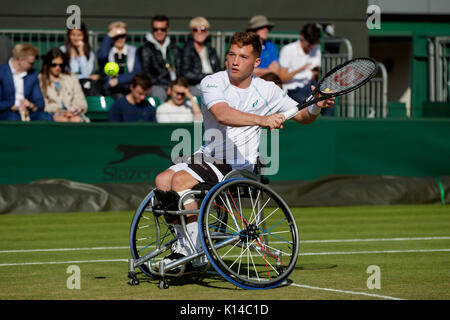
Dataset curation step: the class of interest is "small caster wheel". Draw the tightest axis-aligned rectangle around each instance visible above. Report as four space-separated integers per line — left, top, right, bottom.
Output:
129 278 140 286
159 279 169 289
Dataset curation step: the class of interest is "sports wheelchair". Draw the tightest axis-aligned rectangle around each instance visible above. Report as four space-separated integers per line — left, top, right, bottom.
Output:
128 168 299 290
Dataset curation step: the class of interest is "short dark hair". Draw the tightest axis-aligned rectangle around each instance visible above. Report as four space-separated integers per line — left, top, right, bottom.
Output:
169 77 189 89
301 23 321 45
131 73 153 90
152 14 169 26
229 32 262 58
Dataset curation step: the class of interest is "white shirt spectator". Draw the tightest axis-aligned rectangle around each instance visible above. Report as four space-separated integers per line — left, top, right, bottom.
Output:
156 100 197 123
8 59 26 107
279 41 321 91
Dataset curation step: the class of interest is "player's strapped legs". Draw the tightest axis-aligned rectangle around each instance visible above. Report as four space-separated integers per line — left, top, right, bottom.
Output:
164 154 233 259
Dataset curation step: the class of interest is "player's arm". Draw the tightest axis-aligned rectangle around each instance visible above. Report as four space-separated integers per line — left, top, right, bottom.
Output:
209 102 284 130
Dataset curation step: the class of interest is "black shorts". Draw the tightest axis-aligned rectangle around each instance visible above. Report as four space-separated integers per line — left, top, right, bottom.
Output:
169 153 232 185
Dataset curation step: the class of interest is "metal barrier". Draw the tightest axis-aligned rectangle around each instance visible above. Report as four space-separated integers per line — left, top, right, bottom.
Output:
0 29 388 118
428 37 450 102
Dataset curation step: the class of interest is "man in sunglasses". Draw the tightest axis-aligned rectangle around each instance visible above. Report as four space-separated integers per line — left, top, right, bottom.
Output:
97 21 142 100
138 14 181 103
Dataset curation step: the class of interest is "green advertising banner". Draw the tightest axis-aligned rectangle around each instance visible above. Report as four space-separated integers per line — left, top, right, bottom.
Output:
1 118 450 185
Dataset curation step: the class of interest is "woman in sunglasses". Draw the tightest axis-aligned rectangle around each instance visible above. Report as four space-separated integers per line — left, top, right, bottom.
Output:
97 21 142 100
39 48 89 122
181 16 221 97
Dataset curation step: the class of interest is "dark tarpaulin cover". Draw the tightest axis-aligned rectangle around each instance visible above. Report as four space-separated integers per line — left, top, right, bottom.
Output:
0 175 448 214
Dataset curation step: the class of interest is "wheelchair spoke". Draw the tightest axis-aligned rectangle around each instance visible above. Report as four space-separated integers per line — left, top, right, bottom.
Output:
201 179 299 289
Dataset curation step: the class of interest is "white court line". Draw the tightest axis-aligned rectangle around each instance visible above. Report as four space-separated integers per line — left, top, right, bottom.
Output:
0 246 129 253
1 236 449 254
302 236 450 243
288 283 405 300
1 248 449 267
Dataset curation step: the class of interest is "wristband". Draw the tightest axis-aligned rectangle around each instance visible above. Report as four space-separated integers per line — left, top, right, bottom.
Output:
308 104 321 116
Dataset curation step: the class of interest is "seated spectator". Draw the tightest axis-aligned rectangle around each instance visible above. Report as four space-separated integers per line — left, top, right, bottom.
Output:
181 16 221 96
60 23 103 96
279 24 328 112
108 73 156 122
156 77 202 123
97 21 142 100
260 72 282 88
0 43 52 121
139 14 181 103
39 48 89 123
246 15 280 77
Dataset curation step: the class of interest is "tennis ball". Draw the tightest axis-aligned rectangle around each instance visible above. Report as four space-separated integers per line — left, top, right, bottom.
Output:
324 88 330 92
104 62 119 77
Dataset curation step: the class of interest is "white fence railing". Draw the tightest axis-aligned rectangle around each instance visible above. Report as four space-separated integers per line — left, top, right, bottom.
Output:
428 37 450 102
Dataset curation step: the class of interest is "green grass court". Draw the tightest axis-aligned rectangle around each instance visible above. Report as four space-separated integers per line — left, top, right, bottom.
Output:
0 204 449 300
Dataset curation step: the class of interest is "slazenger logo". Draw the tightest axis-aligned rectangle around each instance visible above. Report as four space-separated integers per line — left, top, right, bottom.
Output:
206 84 218 88
108 144 171 165
102 144 171 182
333 66 364 86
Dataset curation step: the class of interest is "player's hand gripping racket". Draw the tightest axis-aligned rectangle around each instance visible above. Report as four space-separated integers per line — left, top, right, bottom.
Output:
282 57 378 119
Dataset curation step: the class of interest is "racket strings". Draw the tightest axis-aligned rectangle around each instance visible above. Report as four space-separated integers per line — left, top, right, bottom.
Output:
319 59 377 93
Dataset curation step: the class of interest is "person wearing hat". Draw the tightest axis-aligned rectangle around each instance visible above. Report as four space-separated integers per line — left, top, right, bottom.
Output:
246 15 280 77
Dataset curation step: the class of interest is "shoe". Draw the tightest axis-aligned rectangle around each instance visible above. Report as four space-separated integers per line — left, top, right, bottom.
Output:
161 241 190 266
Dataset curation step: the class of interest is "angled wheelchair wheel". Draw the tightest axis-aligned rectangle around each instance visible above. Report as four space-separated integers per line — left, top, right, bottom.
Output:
129 190 177 278
199 178 299 289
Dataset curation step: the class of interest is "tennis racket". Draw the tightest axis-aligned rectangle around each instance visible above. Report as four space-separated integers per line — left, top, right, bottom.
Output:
282 57 378 119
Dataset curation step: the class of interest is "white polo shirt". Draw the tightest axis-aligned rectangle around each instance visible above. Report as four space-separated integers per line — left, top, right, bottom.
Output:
199 70 298 169
8 59 27 107
279 41 321 91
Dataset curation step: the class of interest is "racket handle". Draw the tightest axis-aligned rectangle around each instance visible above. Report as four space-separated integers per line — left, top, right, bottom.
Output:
281 108 299 120
298 94 315 110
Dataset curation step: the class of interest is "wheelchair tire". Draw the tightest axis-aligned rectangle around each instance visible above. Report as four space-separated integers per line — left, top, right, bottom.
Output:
198 178 299 290
129 190 177 278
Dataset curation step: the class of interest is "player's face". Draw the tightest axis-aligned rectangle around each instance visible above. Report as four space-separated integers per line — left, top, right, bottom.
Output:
226 44 260 82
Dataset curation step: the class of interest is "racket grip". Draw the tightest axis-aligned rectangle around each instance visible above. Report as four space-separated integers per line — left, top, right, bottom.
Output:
281 108 299 120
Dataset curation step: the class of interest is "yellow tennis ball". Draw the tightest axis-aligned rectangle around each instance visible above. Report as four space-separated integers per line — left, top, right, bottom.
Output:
104 62 119 77
324 88 330 92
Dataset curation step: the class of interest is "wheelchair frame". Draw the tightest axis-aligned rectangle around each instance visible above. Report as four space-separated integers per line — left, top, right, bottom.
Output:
128 169 299 290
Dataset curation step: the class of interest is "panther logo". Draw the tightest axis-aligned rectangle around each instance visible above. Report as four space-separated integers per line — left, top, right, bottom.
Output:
108 144 171 165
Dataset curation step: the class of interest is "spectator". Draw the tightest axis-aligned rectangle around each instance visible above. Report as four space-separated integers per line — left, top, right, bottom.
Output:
60 23 103 96
139 15 181 103
0 43 52 121
246 15 280 77
181 16 221 96
39 48 89 123
279 24 328 113
97 21 142 100
260 72 282 88
108 73 156 122
156 77 202 123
